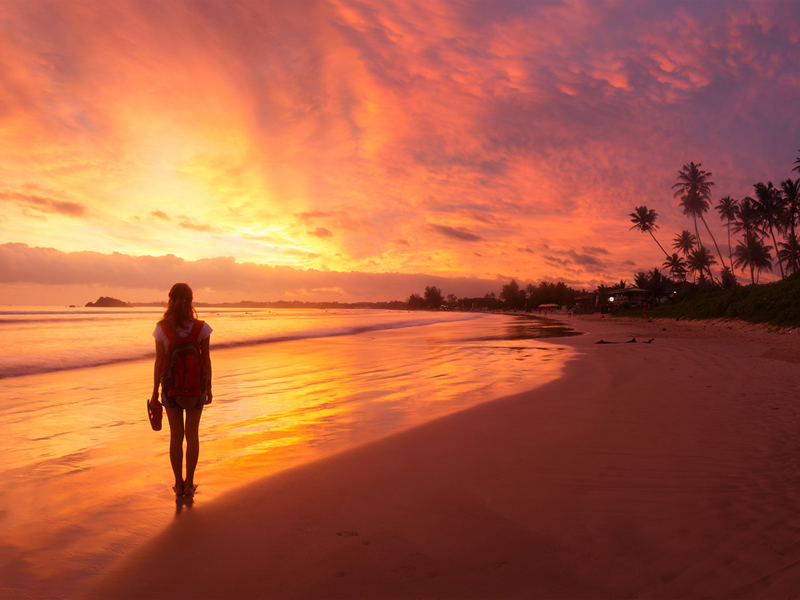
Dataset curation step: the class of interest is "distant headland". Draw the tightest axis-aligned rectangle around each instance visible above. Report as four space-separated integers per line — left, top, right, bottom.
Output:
85 297 132 308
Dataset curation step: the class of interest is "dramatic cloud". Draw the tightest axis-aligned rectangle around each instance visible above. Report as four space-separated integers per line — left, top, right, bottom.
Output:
0 191 86 217
430 224 485 242
0 243 509 303
0 0 799 303
308 227 334 238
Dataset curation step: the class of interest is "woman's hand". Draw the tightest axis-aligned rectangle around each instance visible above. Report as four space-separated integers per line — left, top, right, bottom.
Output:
205 388 213 405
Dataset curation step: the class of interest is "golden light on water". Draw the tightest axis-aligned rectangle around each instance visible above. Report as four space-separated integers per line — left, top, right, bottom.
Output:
0 316 574 595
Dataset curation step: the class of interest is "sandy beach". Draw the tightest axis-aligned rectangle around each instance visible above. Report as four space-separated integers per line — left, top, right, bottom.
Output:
83 314 800 599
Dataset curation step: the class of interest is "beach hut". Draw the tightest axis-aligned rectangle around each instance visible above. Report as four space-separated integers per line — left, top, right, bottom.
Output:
537 303 560 314
607 287 650 305
574 294 594 313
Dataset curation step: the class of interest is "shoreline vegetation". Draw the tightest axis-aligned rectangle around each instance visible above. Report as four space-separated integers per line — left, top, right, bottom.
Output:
616 270 800 329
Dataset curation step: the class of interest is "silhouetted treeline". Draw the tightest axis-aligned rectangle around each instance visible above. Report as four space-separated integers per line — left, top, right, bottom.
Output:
406 279 585 311
631 154 800 287
99 279 585 313
406 286 444 309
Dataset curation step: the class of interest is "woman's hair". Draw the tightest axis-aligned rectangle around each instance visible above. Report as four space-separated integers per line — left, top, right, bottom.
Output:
159 282 197 327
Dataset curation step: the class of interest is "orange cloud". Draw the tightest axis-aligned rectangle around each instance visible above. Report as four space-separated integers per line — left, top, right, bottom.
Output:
0 0 797 303
0 190 86 217
308 227 334 238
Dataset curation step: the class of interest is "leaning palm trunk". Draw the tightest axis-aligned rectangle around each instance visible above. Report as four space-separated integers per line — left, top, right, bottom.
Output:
768 227 785 278
692 218 703 252
726 222 735 275
649 231 669 257
699 214 728 273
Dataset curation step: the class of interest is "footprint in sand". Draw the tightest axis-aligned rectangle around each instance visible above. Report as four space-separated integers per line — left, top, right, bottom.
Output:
336 530 359 537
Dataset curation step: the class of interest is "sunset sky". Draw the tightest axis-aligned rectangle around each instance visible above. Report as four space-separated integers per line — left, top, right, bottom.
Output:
2 0 799 305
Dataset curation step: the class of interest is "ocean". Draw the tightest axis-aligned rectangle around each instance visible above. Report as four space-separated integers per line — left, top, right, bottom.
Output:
0 307 579 598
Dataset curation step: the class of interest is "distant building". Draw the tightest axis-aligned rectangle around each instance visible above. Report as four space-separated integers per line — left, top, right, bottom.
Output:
607 287 651 306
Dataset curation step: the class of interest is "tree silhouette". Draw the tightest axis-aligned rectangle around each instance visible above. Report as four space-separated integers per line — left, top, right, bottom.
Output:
731 197 762 237
662 253 687 281
406 293 426 309
672 230 697 256
780 178 800 275
715 195 739 275
778 233 800 275
424 286 443 309
733 231 773 284
629 205 668 256
672 162 728 271
634 268 670 295
500 279 526 310
753 181 787 278
719 266 737 289
687 246 716 283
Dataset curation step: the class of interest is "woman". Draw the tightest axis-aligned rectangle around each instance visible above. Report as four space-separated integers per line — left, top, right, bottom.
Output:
150 283 213 498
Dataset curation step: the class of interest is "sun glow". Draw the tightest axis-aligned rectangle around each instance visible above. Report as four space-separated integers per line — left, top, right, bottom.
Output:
1 0 798 303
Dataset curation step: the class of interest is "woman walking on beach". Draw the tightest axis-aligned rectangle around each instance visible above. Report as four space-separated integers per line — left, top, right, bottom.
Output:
150 283 213 498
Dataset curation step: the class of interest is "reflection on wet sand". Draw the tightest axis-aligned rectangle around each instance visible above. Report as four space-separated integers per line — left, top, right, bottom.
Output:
0 315 576 599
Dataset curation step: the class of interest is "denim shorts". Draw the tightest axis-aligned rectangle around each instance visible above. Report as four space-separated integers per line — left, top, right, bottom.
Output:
161 390 206 410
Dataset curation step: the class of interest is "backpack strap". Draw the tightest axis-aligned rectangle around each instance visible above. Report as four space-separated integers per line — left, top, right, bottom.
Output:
160 322 178 344
187 320 204 343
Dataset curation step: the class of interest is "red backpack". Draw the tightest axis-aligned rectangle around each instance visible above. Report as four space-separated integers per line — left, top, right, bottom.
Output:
160 320 208 409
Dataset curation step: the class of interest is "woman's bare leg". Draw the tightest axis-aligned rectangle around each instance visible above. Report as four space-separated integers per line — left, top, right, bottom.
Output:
165 406 185 495
183 407 203 495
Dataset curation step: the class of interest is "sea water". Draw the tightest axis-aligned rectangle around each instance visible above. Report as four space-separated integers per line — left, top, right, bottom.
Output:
0 308 579 598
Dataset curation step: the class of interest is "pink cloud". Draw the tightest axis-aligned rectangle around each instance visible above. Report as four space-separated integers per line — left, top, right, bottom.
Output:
0 0 797 294
308 227 334 238
0 190 86 217
0 243 516 302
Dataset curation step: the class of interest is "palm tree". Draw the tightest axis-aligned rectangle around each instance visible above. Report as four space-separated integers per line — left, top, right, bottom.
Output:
629 206 669 256
753 181 787 278
793 150 800 174
733 231 773 284
687 246 717 283
732 197 762 237
719 266 737 289
663 253 687 281
780 178 800 275
672 230 697 256
633 271 650 289
672 162 728 271
647 267 670 296
778 233 800 275
715 195 739 274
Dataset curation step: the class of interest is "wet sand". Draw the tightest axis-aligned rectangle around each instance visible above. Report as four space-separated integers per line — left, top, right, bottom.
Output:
0 316 571 600
87 315 800 599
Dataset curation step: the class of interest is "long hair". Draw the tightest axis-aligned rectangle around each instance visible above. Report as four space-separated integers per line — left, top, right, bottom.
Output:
159 283 197 328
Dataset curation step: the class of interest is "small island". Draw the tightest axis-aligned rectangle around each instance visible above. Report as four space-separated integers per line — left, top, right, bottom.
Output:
85 296 131 308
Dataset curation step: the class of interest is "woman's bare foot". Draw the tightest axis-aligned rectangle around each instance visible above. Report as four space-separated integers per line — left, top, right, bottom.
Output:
183 482 197 498
172 481 185 497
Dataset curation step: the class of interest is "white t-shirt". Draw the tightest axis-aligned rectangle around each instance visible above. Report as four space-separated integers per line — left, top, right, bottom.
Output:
153 319 213 352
